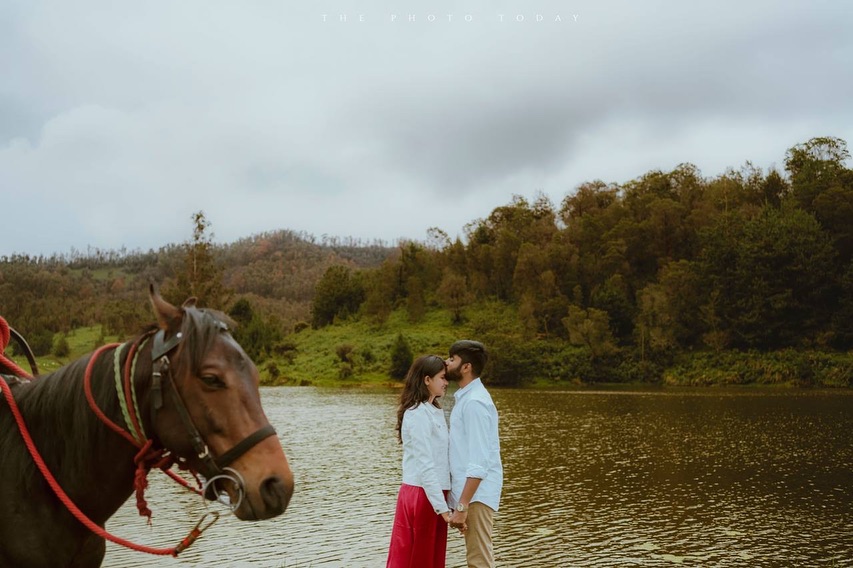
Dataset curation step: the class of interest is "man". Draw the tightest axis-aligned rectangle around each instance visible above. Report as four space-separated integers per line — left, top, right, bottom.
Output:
445 340 503 568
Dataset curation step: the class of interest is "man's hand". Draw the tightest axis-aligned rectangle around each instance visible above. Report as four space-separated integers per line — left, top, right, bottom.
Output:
449 510 468 534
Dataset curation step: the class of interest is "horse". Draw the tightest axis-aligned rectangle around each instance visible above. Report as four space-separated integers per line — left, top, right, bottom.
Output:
0 286 294 567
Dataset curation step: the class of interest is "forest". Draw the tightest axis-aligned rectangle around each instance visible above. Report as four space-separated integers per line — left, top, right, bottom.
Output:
2 136 852 387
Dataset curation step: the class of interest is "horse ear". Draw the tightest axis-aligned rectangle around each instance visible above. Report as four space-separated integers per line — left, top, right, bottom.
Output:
182 297 198 309
149 283 182 330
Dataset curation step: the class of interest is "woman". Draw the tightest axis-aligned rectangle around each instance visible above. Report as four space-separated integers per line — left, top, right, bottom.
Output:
386 355 451 568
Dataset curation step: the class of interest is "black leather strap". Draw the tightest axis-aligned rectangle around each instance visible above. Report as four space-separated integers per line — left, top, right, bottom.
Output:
165 371 220 474
152 329 183 361
215 424 277 469
8 327 39 376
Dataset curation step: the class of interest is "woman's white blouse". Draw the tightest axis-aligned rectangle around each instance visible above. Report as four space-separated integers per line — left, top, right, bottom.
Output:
401 402 451 514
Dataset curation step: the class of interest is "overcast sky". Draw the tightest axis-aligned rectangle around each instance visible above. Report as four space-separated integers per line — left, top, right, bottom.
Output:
1 1 851 257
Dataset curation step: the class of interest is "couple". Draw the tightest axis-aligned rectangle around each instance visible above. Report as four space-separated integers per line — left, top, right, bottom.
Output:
386 340 503 568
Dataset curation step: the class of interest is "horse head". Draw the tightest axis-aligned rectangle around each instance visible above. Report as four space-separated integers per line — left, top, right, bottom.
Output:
148 285 294 521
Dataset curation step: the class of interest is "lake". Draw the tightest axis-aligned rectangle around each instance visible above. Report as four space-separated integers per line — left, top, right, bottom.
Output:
103 387 853 567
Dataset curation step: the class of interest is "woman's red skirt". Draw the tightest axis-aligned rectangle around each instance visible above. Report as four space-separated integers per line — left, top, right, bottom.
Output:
386 484 448 568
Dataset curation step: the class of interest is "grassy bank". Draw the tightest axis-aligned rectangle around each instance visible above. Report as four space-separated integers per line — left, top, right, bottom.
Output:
259 308 853 389
664 349 853 388
7 315 852 389
263 308 473 388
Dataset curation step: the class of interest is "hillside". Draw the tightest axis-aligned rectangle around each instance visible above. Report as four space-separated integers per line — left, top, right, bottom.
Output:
0 228 396 349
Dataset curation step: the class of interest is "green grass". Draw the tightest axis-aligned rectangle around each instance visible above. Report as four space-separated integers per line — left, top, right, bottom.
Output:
262 307 473 388
7 325 122 376
8 311 850 390
664 349 853 388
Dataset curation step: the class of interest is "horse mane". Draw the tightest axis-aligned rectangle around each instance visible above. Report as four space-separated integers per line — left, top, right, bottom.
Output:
0 306 234 494
1 354 125 493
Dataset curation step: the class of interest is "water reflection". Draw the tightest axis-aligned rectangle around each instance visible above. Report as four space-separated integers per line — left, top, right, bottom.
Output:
104 388 853 567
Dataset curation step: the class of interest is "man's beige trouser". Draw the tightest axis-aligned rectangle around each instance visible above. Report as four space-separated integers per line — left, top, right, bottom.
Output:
464 502 495 568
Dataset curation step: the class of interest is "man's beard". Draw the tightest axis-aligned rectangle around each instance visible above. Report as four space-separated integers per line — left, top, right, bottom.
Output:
446 365 463 382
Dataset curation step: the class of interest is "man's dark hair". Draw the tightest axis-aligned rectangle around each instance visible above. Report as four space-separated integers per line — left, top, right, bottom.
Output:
449 340 488 377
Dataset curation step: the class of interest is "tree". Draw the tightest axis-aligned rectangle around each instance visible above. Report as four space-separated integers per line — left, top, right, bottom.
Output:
437 269 470 324
167 211 232 309
514 242 569 336
831 261 853 348
563 305 618 361
560 180 619 224
228 297 254 327
360 264 395 325
785 136 849 199
632 261 704 354
762 169 788 207
406 277 426 322
785 136 849 211
227 298 283 362
234 313 283 362
465 194 559 301
700 206 837 348
425 227 451 251
785 137 853 261
635 283 677 357
467 300 534 386
560 182 627 302
590 274 635 342
311 265 365 328
389 333 413 380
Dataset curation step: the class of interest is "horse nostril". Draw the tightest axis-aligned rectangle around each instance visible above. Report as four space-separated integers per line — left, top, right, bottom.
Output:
260 475 292 514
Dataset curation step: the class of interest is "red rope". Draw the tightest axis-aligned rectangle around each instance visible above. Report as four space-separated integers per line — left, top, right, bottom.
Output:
0 316 32 378
83 344 201 521
0 377 178 556
1 338 209 557
84 344 138 446
133 439 173 522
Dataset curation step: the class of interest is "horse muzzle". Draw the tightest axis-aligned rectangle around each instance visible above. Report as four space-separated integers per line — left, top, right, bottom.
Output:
203 437 294 521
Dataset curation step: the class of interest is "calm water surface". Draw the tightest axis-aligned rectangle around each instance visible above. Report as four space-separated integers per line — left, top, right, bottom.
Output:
104 387 853 567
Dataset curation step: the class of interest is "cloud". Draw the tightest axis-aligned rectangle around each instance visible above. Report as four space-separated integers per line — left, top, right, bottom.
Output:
1 0 852 256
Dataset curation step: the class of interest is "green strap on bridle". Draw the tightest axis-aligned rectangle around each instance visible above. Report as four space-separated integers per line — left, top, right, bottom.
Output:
112 339 150 445
129 336 150 441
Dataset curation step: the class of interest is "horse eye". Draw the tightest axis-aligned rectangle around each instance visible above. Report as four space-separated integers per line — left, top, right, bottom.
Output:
200 375 226 389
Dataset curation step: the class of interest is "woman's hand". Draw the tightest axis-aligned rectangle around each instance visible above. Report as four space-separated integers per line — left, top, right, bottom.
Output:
449 511 468 534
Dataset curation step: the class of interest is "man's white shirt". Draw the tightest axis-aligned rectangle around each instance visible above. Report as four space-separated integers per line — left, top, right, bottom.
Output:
449 378 503 511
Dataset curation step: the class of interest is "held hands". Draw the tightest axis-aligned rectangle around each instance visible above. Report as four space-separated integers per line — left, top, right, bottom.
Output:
448 510 468 534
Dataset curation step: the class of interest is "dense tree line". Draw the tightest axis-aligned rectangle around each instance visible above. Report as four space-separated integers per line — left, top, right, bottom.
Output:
311 137 853 383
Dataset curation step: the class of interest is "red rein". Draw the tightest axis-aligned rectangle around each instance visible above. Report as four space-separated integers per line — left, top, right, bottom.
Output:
82 342 200 521
1 335 212 557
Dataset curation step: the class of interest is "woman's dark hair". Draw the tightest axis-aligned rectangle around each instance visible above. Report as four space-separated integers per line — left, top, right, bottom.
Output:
395 355 446 443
